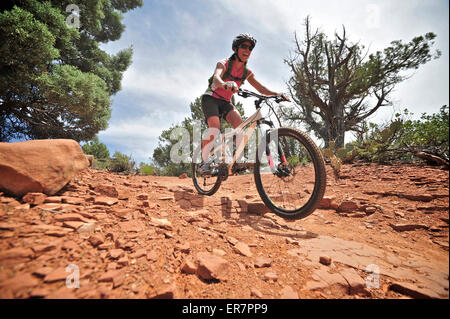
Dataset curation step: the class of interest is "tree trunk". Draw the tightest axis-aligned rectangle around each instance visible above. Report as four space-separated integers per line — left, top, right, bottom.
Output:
327 106 345 149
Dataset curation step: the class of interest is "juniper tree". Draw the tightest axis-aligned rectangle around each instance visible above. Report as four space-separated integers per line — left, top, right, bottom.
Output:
0 0 143 141
284 16 441 148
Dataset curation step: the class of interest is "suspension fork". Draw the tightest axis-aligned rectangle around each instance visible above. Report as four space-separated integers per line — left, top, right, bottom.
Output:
257 121 287 172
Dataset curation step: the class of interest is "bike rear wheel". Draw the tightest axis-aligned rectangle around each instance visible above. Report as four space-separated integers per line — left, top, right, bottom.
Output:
254 127 326 219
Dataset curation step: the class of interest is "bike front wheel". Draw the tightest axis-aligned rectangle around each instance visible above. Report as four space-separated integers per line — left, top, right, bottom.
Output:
254 127 326 219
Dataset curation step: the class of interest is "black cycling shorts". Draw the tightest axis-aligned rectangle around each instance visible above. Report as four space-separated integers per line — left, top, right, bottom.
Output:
201 94 234 121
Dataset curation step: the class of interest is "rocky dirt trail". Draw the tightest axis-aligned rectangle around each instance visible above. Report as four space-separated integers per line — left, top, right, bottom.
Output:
0 163 448 299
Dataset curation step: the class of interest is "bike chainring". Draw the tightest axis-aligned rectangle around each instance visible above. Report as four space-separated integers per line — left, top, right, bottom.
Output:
217 163 229 181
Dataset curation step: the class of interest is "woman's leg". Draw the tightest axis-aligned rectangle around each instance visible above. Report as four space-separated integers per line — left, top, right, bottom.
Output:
225 109 243 128
225 110 245 162
202 115 221 162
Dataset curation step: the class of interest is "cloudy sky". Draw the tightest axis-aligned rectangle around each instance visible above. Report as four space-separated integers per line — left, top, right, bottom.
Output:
98 0 449 165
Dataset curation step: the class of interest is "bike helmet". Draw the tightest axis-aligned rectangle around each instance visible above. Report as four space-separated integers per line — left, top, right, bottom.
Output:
232 33 257 51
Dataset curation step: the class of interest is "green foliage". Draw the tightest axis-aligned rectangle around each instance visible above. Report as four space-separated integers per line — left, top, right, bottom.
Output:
82 135 110 159
107 151 135 174
352 119 405 163
287 155 299 167
350 106 449 164
397 106 449 161
286 154 309 167
138 163 155 176
0 0 142 141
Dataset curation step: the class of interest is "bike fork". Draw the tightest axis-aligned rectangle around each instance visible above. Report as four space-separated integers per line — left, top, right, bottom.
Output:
257 122 287 174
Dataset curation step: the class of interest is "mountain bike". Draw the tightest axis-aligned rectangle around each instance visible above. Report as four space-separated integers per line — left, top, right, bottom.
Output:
191 89 326 220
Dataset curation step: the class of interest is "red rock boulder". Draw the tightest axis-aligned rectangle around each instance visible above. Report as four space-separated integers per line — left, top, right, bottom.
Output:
0 139 89 197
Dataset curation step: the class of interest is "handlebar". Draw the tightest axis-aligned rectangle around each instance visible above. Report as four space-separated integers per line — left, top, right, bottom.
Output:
238 89 288 103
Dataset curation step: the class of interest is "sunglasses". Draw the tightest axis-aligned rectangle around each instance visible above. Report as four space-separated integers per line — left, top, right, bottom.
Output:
239 44 253 51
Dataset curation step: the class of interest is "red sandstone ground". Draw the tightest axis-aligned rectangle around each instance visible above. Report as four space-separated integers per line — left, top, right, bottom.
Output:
0 163 448 299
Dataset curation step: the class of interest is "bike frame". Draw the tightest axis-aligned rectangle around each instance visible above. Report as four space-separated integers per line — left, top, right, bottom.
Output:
204 93 283 176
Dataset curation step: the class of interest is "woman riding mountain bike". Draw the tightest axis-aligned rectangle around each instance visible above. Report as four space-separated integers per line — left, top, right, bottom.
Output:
199 33 290 175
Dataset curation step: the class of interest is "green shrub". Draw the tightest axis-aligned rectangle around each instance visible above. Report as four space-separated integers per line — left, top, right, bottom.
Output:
106 152 135 174
93 158 109 171
351 106 449 164
160 162 190 177
397 105 448 161
82 136 110 160
138 163 155 176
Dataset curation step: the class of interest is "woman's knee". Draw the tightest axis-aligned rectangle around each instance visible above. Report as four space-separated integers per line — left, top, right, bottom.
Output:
226 110 242 128
207 116 221 130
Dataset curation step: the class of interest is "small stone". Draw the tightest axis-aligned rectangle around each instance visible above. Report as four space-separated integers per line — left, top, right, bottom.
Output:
146 251 158 262
108 249 124 259
94 196 118 206
196 252 229 280
132 249 147 259
181 259 197 274
61 197 84 205
394 211 405 218
150 217 173 230
389 282 440 299
285 238 300 245
319 256 332 266
340 268 367 295
250 288 263 298
44 268 69 283
337 200 359 212
118 256 128 267
226 236 239 245
32 244 56 254
22 193 47 205
44 196 62 203
98 269 126 288
94 185 119 198
390 223 429 232
137 193 149 200
365 206 377 215
318 196 336 209
88 234 104 247
176 243 191 253
112 208 133 219
62 221 84 230
233 242 253 257
263 271 278 282
45 230 70 237
54 213 87 223
254 257 272 268
280 285 299 299
148 282 178 299
77 223 96 235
